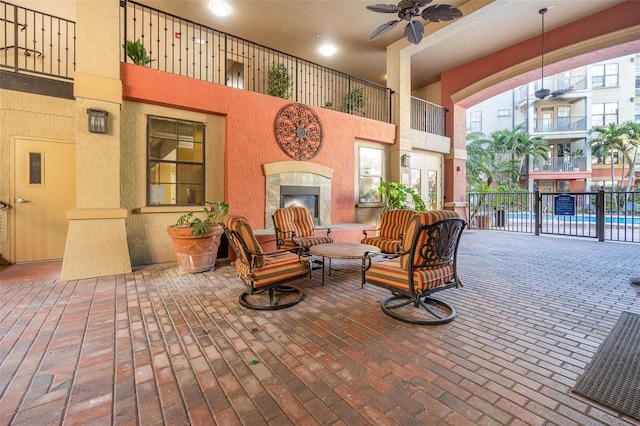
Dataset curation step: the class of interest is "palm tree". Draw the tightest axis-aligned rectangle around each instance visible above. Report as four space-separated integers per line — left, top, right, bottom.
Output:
511 129 549 184
620 121 640 192
590 123 626 188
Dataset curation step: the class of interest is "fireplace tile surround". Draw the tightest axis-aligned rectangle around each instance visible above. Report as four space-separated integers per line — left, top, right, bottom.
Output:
263 162 332 228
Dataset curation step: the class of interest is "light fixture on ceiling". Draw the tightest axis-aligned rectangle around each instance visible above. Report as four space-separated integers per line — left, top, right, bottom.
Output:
209 1 231 17
535 7 551 100
366 0 462 45
319 44 336 56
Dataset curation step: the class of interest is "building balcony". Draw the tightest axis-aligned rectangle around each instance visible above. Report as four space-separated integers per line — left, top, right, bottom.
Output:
532 156 589 173
532 116 587 133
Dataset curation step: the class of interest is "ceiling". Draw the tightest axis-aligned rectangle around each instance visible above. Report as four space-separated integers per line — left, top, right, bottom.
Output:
136 0 627 89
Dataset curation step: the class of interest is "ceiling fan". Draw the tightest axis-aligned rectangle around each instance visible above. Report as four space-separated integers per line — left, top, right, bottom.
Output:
366 0 463 45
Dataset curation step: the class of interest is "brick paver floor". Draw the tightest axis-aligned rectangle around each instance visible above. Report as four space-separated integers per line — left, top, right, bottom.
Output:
1 231 639 425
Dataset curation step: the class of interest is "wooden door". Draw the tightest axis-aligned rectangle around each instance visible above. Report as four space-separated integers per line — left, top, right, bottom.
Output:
14 138 76 262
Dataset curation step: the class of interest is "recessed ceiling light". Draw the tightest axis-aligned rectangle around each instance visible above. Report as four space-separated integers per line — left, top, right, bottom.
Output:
319 44 336 57
209 1 231 17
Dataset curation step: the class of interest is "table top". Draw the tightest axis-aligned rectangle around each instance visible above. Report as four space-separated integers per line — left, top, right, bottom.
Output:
309 243 379 259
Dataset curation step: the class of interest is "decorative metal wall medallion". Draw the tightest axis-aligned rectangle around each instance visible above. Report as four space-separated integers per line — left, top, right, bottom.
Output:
274 103 324 160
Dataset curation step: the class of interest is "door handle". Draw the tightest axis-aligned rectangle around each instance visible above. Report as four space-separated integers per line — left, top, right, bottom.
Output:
17 198 30 203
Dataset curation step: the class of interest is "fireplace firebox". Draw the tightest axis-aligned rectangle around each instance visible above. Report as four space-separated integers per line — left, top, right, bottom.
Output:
280 185 320 224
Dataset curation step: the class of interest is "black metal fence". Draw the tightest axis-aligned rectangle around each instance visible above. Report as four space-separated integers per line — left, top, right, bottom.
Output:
467 189 640 243
120 0 393 123
0 1 75 80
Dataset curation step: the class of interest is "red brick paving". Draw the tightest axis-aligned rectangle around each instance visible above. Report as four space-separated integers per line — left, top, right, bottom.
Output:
1 232 639 425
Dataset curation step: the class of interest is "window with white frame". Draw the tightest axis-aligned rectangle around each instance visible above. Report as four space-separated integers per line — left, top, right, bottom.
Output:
358 146 383 204
591 102 618 126
469 111 482 132
592 63 619 88
147 116 205 206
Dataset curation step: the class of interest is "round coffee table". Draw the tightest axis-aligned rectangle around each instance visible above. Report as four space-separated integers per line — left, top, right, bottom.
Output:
309 243 379 286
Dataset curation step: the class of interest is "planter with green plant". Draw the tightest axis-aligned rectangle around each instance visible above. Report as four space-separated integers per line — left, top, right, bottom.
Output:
124 39 155 66
267 62 293 99
167 201 229 273
341 87 365 116
378 181 426 212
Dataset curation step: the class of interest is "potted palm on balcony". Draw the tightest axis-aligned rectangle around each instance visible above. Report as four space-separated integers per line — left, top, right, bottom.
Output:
167 201 229 273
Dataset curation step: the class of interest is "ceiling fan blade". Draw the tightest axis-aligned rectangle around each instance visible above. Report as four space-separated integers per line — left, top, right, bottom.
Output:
366 4 400 13
404 20 424 44
421 4 463 22
398 0 432 9
368 20 401 40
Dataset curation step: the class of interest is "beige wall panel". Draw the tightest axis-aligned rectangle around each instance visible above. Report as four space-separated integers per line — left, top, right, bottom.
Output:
120 101 225 266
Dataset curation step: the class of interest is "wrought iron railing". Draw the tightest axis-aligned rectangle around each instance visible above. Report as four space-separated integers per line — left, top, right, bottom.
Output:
410 96 446 136
0 1 75 80
532 156 588 172
466 189 640 243
121 0 393 122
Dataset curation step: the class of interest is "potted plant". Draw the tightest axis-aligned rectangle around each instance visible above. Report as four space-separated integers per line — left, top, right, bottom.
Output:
167 201 229 273
124 39 155 66
341 87 365 116
267 62 292 99
377 181 426 212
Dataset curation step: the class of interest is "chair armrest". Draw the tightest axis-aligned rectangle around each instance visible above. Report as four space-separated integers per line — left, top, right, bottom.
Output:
315 226 331 237
362 228 380 238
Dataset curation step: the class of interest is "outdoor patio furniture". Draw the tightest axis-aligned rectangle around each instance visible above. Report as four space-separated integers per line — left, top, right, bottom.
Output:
361 209 415 254
363 210 466 325
222 215 311 310
272 206 332 252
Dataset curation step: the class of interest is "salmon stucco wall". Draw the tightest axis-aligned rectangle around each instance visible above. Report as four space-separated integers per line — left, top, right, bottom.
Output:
120 63 396 265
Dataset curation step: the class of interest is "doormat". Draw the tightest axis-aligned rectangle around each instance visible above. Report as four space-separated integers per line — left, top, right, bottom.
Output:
573 312 640 420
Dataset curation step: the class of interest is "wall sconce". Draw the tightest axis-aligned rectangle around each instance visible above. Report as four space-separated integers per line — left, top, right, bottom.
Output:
87 108 108 134
630 97 636 102
401 154 411 167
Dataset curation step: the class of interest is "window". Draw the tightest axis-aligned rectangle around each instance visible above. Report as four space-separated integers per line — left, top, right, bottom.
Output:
358 146 383 204
147 116 205 206
469 111 482 132
557 105 570 130
592 103 618 127
497 109 510 117
592 63 619 88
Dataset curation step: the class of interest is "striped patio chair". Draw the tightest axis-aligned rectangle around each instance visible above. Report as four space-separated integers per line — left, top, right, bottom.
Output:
272 206 332 252
222 215 311 310
363 210 466 325
361 209 415 254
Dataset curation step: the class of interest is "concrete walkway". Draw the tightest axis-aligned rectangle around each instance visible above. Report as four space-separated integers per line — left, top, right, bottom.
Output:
1 231 639 425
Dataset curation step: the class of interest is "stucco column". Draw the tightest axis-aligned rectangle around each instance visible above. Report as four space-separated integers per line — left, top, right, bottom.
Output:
443 104 468 218
61 0 132 280
386 43 414 184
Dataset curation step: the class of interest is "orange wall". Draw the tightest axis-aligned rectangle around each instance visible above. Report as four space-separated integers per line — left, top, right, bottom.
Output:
121 63 396 228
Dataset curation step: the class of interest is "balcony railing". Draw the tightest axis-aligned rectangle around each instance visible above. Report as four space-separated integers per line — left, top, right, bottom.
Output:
532 156 588 172
533 75 587 96
121 0 393 122
410 97 446 136
0 1 75 80
533 116 587 133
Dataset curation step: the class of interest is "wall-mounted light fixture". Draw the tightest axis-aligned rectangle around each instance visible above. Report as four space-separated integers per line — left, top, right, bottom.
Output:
401 154 411 167
87 108 108 134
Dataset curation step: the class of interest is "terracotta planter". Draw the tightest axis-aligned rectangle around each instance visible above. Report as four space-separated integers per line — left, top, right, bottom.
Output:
167 225 224 273
476 214 493 229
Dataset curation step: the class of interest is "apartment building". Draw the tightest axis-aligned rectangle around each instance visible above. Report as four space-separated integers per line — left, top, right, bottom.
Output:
467 53 640 193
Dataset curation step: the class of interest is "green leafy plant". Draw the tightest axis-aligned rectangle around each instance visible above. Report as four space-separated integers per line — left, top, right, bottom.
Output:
124 39 155 66
341 87 365 113
377 181 426 212
267 62 292 99
175 201 229 237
